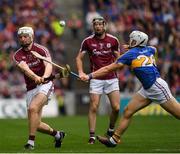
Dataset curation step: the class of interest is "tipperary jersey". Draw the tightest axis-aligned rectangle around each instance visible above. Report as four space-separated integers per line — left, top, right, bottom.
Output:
116 46 160 89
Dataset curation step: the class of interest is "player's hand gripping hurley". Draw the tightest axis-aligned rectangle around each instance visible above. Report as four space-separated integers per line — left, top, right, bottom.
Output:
31 51 80 80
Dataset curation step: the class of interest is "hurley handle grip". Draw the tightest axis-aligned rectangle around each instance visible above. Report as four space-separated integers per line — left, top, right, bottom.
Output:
44 75 55 81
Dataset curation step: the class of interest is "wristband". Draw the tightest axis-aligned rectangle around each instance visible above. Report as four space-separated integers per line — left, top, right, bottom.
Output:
88 73 93 80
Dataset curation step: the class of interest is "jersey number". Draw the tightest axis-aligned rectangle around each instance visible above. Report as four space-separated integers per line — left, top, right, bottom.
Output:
137 55 156 67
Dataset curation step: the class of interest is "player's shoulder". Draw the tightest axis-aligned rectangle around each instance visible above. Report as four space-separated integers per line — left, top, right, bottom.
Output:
106 33 119 41
147 45 157 54
81 34 95 46
14 47 23 56
121 48 138 58
33 43 48 51
106 33 120 45
128 47 137 53
83 34 95 41
148 45 157 50
33 42 50 56
106 33 118 39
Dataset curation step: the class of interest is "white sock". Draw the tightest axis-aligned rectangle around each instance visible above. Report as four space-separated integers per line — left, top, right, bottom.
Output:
90 137 96 140
109 137 117 145
108 128 114 132
27 140 34 146
55 131 60 140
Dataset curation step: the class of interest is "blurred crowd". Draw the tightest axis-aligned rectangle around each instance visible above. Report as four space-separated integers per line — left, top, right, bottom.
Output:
84 0 180 96
0 0 179 100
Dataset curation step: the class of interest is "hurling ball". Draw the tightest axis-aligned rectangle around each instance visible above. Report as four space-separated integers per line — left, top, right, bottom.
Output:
59 20 66 27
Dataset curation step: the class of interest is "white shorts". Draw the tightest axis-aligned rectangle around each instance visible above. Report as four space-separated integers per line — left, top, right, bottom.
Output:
26 81 54 108
138 78 173 104
89 78 119 94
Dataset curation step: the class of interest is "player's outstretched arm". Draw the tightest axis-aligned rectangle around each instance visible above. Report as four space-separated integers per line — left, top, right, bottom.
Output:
81 62 124 81
91 62 123 79
17 61 43 84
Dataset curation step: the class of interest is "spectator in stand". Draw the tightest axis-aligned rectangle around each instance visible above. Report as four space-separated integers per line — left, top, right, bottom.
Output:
85 3 101 34
67 13 82 39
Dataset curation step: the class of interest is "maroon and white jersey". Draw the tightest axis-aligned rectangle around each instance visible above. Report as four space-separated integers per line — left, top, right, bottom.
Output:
80 33 120 80
13 43 51 91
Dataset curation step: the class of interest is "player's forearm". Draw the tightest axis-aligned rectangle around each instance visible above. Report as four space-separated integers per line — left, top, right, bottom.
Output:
23 69 39 80
76 57 84 74
43 63 53 78
18 62 39 81
91 66 110 78
90 63 122 79
19 67 37 80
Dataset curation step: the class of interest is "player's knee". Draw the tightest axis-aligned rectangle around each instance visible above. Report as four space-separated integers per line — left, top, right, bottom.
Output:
173 113 180 120
112 104 120 113
28 106 38 113
123 106 133 118
90 103 98 113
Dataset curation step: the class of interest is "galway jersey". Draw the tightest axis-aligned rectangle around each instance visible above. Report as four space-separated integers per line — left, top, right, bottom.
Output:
80 33 120 80
13 43 51 91
117 46 160 89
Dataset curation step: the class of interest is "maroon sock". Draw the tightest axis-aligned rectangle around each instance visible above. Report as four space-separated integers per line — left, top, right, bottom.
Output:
29 135 35 141
109 124 114 130
50 130 57 136
90 131 95 138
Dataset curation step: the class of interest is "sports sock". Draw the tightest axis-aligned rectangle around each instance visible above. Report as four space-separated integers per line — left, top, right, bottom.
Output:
112 132 121 143
27 135 35 146
109 124 115 130
108 128 114 132
109 137 117 145
50 129 61 140
50 130 57 136
54 131 60 140
90 131 95 138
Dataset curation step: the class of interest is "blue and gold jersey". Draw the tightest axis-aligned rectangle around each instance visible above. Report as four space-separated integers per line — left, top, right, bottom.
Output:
117 46 160 89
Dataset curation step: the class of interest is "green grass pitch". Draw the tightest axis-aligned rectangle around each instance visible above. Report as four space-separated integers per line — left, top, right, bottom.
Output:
0 115 180 153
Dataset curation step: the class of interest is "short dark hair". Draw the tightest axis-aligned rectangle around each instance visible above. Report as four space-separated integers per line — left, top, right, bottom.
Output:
92 16 106 24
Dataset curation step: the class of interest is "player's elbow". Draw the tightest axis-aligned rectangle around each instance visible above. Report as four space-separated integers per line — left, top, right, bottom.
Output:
103 66 111 74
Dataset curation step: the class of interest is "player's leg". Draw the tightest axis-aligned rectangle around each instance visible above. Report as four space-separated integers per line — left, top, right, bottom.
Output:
88 93 101 144
114 93 151 138
25 93 47 148
36 82 65 148
152 78 180 119
105 78 120 137
106 90 120 137
160 97 180 119
97 93 151 147
88 79 104 144
37 114 65 148
24 93 47 149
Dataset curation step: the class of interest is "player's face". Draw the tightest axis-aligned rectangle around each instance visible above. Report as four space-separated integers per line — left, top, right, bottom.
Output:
93 21 105 36
18 34 33 48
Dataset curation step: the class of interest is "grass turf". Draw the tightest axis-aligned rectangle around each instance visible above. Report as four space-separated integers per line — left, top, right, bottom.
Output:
0 115 180 153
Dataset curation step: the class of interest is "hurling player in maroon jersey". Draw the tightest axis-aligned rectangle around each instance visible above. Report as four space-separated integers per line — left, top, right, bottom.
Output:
13 26 65 150
76 16 120 144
